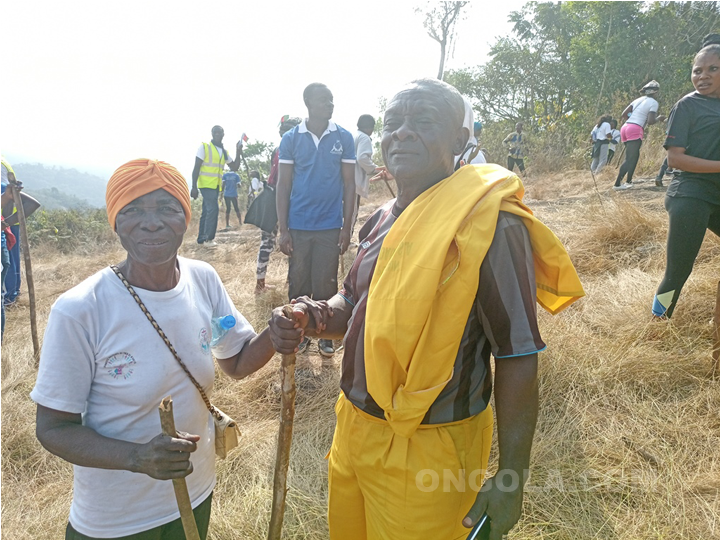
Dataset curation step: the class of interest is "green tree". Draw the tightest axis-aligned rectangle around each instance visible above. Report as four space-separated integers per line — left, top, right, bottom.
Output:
445 0 720 171
240 140 274 178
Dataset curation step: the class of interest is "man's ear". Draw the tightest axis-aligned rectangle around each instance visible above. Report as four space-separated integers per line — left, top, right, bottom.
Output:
453 127 470 156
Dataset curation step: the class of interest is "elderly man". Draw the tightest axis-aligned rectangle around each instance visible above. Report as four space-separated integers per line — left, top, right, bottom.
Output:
271 78 583 540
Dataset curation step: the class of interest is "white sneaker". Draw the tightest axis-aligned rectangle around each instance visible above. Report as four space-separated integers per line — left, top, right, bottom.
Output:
613 184 632 191
204 241 218 247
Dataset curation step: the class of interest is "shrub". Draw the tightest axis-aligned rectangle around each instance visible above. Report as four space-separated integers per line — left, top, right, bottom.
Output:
26 208 116 254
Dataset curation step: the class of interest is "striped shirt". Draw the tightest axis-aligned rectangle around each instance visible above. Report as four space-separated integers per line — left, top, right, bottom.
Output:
339 200 546 424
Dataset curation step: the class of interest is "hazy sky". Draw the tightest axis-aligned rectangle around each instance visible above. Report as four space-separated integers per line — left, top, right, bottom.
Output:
2 0 526 181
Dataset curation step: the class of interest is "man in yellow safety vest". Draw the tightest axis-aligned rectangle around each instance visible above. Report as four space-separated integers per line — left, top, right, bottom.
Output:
191 125 243 246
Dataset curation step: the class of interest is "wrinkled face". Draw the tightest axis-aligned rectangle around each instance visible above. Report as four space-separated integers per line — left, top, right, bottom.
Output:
115 189 187 267
306 87 334 121
381 88 465 183
692 52 720 98
212 127 224 145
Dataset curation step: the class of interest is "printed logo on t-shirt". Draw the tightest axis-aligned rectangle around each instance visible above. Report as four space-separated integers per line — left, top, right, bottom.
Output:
199 328 211 355
330 140 343 155
104 352 137 380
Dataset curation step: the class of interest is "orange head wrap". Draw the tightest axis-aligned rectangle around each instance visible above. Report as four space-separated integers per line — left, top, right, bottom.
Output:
106 159 192 229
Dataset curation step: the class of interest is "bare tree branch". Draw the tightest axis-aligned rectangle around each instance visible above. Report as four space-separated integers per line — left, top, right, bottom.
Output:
415 2 470 79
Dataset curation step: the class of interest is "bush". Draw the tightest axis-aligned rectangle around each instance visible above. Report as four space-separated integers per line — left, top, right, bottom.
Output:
26 208 116 254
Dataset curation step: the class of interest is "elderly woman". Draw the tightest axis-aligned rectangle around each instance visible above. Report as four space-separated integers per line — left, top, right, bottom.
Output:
32 159 286 539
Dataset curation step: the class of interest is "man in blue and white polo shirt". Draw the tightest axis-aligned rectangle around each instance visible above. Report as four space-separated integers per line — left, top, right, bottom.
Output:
276 82 356 357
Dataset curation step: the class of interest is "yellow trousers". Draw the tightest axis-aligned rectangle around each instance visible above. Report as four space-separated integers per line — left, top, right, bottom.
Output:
327 394 494 540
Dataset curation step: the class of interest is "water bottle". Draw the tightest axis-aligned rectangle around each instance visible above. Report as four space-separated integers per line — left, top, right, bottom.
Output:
210 315 236 346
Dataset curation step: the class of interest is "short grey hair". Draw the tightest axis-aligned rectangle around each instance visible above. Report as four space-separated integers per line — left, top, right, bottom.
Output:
402 78 465 127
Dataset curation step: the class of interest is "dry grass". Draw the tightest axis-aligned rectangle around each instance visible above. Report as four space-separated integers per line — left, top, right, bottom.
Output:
2 177 719 539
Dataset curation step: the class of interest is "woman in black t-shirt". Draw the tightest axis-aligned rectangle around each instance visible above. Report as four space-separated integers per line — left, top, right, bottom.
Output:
652 45 720 318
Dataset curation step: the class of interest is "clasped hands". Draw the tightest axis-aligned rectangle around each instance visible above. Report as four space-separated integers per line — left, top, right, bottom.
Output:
268 296 334 355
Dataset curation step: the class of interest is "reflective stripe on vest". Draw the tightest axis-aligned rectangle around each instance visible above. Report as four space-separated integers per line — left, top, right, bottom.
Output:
198 143 227 189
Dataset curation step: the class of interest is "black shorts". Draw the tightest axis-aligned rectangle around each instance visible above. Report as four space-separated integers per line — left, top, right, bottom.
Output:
224 197 239 211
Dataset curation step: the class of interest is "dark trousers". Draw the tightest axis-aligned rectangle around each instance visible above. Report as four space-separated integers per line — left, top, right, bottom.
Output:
65 493 212 540
507 156 525 173
655 196 720 317
4 224 20 301
607 148 615 164
224 196 242 227
197 188 219 243
615 139 642 186
288 229 340 302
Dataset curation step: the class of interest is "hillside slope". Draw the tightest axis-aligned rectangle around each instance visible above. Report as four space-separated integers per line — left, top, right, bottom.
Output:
13 163 108 208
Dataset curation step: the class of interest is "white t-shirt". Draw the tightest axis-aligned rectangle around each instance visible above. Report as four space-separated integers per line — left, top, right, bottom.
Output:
455 96 483 167
196 143 230 162
595 122 611 141
456 136 487 166
627 96 659 128
609 129 621 151
354 131 375 199
469 144 487 165
31 257 256 538
250 177 262 193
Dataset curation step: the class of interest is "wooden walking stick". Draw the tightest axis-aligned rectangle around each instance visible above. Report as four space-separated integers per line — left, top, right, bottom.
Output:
588 167 607 215
268 305 298 540
713 280 720 374
158 396 201 540
7 176 40 363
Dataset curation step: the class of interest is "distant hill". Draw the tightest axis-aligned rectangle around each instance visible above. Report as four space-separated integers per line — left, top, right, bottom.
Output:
13 163 107 209
25 187 92 211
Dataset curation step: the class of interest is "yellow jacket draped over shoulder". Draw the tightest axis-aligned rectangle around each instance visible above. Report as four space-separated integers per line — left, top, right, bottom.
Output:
364 164 585 439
